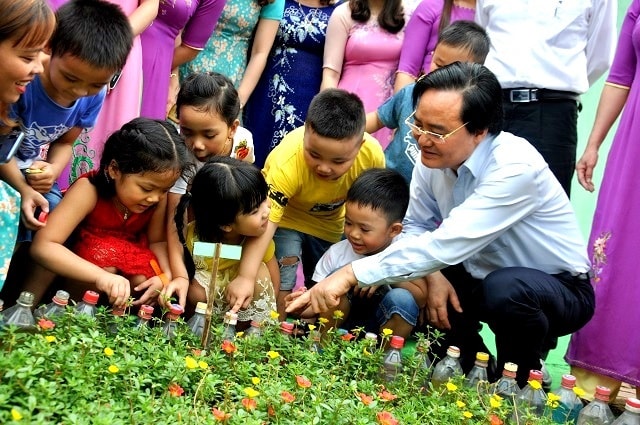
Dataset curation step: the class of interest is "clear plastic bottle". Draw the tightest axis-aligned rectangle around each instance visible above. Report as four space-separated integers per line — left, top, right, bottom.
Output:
612 398 640 425
34 290 70 320
465 352 490 388
577 386 615 425
430 346 464 389
244 320 263 338
2 291 36 330
279 321 294 337
108 305 127 334
162 304 184 340
308 330 322 353
551 374 583 424
382 335 404 383
186 302 207 338
222 312 238 341
512 369 548 423
75 290 100 317
491 362 520 404
134 304 154 329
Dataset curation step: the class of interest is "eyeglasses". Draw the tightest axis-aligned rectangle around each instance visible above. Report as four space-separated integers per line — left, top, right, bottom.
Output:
404 111 468 143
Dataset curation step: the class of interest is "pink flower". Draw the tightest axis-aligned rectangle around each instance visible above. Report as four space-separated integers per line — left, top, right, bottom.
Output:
38 318 55 330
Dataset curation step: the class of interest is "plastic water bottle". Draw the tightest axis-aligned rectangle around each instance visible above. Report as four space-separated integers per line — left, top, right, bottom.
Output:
430 346 463 389
612 398 640 425
244 320 263 338
2 291 36 330
551 374 583 423
382 336 404 383
577 386 615 425
186 302 207 338
512 369 547 422
465 352 490 388
492 362 520 404
35 290 70 320
134 304 154 329
222 312 237 341
162 304 184 340
308 330 322 353
108 305 127 334
75 290 99 317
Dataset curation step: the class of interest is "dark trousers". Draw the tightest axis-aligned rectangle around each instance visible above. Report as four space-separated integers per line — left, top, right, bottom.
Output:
429 264 595 387
502 100 579 197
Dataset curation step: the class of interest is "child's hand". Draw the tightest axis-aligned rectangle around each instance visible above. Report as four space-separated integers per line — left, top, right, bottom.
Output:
284 287 306 305
226 275 254 313
19 187 48 230
133 275 163 306
354 286 378 298
25 161 55 193
160 276 189 308
95 273 131 307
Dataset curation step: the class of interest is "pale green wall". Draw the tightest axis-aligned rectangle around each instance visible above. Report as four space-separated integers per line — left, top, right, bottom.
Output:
572 0 633 239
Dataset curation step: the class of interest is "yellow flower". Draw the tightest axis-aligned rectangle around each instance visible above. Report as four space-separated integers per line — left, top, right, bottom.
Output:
108 365 119 373
198 361 208 370
185 356 198 369
573 387 586 398
446 381 458 392
244 387 260 398
382 328 393 337
490 395 503 408
528 380 542 390
456 400 466 408
269 310 280 320
308 324 316 331
236 331 244 338
547 392 561 408
333 310 344 320
252 377 260 385
45 335 56 343
104 347 114 356
267 351 280 359
11 408 23 421
463 411 473 419
318 317 329 324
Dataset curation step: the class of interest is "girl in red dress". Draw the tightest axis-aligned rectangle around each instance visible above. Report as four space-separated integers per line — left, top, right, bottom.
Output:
31 118 190 307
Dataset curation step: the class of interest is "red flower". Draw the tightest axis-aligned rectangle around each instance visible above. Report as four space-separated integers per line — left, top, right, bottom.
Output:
358 393 373 406
489 414 504 425
221 340 236 354
38 318 55 330
341 332 355 341
241 397 257 410
168 383 184 397
377 411 399 425
235 146 250 160
281 391 295 403
212 407 231 422
296 375 312 388
378 389 397 401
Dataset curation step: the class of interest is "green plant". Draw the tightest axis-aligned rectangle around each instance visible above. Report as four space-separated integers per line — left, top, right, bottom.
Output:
0 309 570 424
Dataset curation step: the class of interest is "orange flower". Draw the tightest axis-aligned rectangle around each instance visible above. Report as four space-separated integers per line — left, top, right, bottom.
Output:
38 318 55 330
377 411 399 425
241 397 257 410
268 405 276 417
296 375 312 388
341 332 355 341
281 391 296 403
378 389 397 401
192 349 202 357
221 340 236 354
358 393 373 406
488 414 504 425
168 383 184 397
212 407 231 422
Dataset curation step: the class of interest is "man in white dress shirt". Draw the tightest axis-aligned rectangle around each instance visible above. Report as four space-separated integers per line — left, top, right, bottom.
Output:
287 62 596 387
475 0 617 196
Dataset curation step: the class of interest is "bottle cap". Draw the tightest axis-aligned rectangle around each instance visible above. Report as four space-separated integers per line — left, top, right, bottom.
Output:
17 291 35 306
195 302 207 314
168 304 184 316
52 290 70 306
475 352 490 362
364 332 378 341
528 369 543 383
503 362 518 375
625 398 640 413
280 321 294 333
138 304 154 318
594 386 611 401
446 346 461 358
560 374 576 389
82 290 100 305
389 335 405 349
37 210 48 223
250 320 261 328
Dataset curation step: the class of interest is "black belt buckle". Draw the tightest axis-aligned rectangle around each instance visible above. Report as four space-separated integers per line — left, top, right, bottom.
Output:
509 89 538 103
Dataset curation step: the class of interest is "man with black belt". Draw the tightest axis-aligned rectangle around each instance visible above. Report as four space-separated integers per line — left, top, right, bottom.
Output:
475 0 616 196
287 62 596 388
